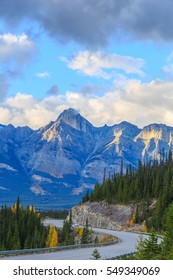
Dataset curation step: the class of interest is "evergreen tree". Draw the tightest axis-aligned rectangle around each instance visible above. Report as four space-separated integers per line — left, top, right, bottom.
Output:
81 218 90 244
162 202 173 258
90 249 101 260
135 232 161 259
60 220 74 245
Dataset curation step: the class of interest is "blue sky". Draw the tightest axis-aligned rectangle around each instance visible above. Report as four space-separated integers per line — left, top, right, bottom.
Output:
1 0 173 129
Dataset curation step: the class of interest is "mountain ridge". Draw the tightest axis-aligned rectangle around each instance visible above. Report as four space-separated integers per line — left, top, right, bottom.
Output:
0 108 173 209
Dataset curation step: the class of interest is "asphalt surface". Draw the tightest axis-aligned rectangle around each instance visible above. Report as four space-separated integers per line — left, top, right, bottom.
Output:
3 219 147 260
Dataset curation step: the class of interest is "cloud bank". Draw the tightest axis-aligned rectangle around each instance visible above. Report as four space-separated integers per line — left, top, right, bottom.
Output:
1 0 173 46
1 79 173 129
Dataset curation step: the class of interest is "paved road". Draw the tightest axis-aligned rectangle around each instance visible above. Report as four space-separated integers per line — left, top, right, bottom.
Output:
3 219 147 260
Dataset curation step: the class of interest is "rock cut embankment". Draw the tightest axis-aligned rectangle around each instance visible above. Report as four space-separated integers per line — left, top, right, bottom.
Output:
71 202 135 230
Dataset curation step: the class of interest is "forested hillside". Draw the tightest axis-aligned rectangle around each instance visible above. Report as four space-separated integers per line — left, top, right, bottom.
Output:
0 199 93 252
0 198 60 251
83 149 173 231
82 149 173 259
0 198 47 250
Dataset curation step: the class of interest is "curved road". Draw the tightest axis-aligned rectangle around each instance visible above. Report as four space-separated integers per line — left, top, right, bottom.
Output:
3 219 148 260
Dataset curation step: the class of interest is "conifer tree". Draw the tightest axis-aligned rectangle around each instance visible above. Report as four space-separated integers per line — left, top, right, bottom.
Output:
91 249 101 260
162 202 173 258
81 218 90 244
135 232 161 259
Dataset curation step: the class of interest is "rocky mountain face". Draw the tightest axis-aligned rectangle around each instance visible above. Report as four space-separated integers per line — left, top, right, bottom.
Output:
1 108 173 209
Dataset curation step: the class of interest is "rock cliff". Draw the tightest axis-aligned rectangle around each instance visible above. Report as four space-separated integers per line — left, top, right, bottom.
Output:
71 202 135 230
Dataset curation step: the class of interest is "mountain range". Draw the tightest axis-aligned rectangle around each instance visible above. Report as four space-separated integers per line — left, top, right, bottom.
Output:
0 108 173 209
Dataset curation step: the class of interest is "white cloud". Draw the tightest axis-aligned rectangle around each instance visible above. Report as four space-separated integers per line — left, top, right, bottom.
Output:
0 33 37 67
61 51 145 79
36 71 50 78
0 93 64 129
5 93 37 109
1 79 173 129
0 33 37 99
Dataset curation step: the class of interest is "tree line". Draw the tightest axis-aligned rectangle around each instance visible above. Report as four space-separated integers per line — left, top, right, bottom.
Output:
0 199 94 251
0 197 61 251
0 197 48 250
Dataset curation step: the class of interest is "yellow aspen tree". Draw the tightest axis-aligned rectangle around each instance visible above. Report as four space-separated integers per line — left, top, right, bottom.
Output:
141 223 148 232
46 225 54 247
28 205 35 213
126 218 134 227
50 227 59 247
129 219 133 227
46 226 59 247
11 203 17 213
126 219 130 227
79 227 84 237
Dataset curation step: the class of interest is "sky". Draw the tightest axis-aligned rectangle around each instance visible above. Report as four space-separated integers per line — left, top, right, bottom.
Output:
1 0 173 129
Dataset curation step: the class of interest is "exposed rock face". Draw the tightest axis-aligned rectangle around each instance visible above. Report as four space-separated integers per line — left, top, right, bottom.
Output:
1 108 173 208
71 202 134 230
